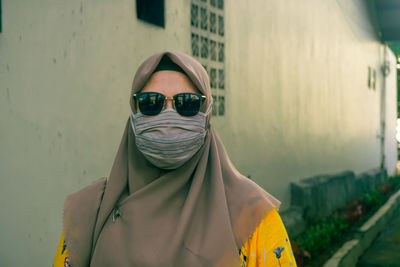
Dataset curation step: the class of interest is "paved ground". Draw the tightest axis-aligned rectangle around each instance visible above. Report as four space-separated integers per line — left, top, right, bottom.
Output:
357 207 400 267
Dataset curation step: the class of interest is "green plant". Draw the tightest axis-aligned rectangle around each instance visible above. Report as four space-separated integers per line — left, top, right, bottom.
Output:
389 175 400 190
388 42 400 58
362 189 384 210
295 215 349 257
293 176 400 266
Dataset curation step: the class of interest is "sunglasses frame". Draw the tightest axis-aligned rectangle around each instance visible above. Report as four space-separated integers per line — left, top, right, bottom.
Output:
133 92 207 116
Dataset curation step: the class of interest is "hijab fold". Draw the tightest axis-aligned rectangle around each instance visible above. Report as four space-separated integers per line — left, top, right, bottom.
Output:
63 51 280 267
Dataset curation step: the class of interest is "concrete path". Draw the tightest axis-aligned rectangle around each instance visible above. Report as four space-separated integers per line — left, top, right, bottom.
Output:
357 207 400 267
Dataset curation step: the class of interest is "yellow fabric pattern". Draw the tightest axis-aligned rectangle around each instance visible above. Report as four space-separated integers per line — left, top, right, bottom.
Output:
239 208 297 267
54 208 296 267
53 232 70 267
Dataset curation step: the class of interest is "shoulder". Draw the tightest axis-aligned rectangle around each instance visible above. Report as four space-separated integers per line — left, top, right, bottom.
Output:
62 177 107 266
65 177 107 203
223 169 281 210
63 176 107 230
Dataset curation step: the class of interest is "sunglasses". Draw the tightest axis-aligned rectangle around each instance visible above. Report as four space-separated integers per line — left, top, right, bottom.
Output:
133 92 207 116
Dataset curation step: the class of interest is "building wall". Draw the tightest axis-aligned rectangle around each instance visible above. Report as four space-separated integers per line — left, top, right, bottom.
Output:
0 0 397 266
218 0 397 209
0 1 190 266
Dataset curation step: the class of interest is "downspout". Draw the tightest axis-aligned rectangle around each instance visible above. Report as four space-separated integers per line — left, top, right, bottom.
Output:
380 43 390 172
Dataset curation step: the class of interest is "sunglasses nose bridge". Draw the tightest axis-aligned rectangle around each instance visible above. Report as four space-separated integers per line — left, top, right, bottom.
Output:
164 96 175 110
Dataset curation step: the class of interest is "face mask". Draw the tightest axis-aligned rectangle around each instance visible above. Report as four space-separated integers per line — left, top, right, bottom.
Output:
129 101 212 170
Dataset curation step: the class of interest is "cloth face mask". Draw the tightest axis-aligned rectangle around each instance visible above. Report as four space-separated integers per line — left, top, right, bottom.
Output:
130 101 212 170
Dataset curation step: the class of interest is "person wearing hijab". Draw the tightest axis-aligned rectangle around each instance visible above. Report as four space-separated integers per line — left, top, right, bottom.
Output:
53 51 297 267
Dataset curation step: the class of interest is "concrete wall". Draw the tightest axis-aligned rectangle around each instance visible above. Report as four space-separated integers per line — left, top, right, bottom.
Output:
219 0 396 210
0 1 190 266
0 0 397 266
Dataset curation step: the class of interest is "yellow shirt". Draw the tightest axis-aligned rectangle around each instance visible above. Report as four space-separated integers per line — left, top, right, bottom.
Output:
54 208 297 267
53 231 70 267
239 208 297 267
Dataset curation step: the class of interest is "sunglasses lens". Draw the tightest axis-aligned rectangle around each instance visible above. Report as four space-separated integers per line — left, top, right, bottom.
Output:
174 93 203 116
136 92 165 115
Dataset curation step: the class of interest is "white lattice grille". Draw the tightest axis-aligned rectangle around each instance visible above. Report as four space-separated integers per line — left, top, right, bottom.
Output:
191 0 225 116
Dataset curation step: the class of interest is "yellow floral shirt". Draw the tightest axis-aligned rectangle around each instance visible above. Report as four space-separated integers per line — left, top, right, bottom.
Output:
54 208 297 267
239 208 297 267
53 232 70 267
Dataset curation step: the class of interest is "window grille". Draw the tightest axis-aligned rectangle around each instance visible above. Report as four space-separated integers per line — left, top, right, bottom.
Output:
191 0 226 116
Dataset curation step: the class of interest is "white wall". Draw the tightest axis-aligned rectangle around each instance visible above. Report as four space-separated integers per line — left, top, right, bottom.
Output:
216 0 395 210
0 0 397 266
0 0 190 266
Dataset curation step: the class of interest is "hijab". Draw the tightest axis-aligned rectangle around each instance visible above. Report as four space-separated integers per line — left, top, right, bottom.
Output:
62 50 281 267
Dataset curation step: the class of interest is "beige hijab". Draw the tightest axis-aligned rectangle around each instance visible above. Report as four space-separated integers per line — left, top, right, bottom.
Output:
62 51 280 267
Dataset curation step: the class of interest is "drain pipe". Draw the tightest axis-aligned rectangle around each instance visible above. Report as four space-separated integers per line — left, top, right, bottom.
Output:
380 43 391 172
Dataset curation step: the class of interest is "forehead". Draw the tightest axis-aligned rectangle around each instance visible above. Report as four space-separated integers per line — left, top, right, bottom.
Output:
141 70 201 95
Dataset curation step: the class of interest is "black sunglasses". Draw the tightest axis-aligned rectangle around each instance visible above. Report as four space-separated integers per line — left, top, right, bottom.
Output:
133 92 207 116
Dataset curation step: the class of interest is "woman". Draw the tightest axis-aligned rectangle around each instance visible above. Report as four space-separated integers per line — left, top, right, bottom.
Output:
53 51 297 267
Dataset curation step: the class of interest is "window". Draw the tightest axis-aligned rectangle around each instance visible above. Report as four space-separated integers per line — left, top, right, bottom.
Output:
191 0 226 116
136 0 165 28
